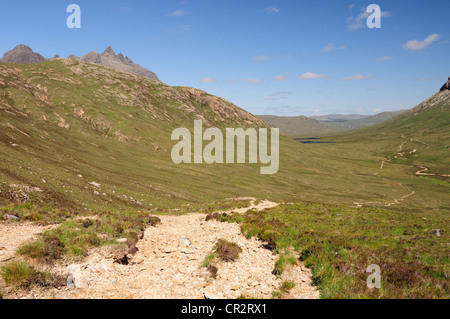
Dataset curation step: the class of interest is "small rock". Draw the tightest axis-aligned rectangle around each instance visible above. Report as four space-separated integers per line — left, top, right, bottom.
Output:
178 236 191 247
67 264 84 288
3 214 20 221
431 229 443 237
116 238 128 243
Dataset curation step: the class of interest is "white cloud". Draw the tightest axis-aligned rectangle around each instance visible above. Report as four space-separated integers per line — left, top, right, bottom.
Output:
322 43 346 52
273 75 287 81
264 7 280 14
347 7 391 30
298 72 330 80
339 74 372 81
200 77 217 84
168 10 185 17
403 34 440 51
242 78 263 84
253 55 272 61
373 108 382 113
349 4 355 12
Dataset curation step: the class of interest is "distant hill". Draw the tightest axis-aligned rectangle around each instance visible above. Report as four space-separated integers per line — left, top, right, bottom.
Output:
313 111 406 130
311 114 368 121
257 110 406 137
257 115 337 136
0 45 47 64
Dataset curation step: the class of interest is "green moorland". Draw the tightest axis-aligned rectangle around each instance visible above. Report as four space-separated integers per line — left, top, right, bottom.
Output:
0 60 449 298
217 202 448 298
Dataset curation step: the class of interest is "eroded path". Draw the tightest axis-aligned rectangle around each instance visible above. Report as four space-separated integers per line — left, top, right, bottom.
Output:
17 199 319 299
415 166 450 177
0 223 54 263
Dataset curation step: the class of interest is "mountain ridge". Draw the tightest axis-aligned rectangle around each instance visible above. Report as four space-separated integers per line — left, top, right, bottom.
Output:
0 44 160 82
0 45 47 64
71 46 160 82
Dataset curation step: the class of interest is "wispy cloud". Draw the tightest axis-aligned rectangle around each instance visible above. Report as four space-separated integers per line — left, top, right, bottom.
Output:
277 54 293 59
417 78 433 82
298 72 331 80
339 74 372 81
265 91 292 100
253 55 272 61
200 77 217 84
322 43 346 52
242 78 263 84
230 78 263 84
349 4 355 12
375 56 393 61
347 7 391 30
264 7 280 14
273 75 287 81
168 10 185 17
403 34 440 51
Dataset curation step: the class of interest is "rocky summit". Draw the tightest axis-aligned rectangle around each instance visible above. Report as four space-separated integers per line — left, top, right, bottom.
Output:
0 44 47 64
71 46 160 82
440 77 450 91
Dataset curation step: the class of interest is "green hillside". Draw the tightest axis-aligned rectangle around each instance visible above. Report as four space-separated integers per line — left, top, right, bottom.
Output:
334 89 450 179
0 59 448 218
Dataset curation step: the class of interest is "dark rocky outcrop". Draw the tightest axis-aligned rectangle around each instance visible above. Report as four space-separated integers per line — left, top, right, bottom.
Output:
0 44 47 64
440 77 450 91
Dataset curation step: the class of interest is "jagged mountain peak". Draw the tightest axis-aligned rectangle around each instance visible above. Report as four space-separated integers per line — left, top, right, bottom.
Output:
102 46 116 56
0 44 47 64
74 46 160 82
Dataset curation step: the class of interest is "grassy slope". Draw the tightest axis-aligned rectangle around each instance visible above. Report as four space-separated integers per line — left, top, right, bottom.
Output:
0 60 448 217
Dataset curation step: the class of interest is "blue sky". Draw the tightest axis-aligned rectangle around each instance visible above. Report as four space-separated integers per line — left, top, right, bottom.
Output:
1 0 449 116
